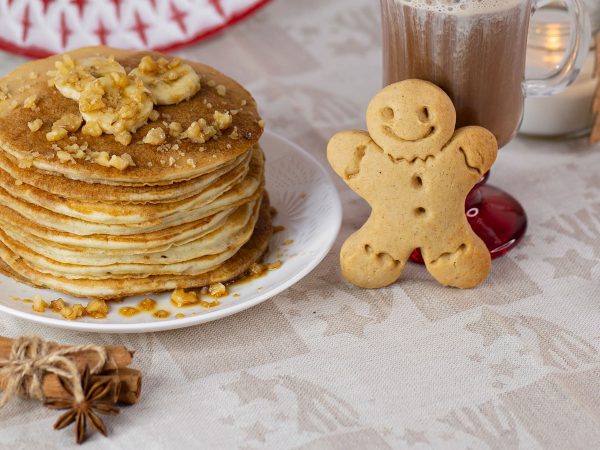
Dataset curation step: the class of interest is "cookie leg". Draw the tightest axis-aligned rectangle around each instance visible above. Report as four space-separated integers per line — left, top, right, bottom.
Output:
340 230 410 288
423 236 491 289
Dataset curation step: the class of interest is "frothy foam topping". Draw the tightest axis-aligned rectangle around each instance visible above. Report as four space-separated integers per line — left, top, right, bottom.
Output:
396 0 523 14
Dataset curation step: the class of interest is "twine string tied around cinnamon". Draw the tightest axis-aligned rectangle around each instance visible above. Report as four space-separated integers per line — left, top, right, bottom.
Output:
0 336 107 407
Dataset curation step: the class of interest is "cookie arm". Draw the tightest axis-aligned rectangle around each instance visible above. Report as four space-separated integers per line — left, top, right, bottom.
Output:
327 130 375 194
446 126 498 181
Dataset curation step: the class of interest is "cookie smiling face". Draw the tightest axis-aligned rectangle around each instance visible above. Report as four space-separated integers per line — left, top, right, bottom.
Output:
366 79 457 161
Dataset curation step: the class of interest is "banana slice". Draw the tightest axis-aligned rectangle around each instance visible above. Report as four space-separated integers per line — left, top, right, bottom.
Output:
79 72 153 145
51 55 126 101
129 56 201 105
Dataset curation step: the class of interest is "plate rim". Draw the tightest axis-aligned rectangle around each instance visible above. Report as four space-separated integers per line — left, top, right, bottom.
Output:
0 130 342 333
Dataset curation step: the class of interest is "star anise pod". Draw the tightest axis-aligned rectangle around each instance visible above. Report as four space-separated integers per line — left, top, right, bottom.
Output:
44 366 120 444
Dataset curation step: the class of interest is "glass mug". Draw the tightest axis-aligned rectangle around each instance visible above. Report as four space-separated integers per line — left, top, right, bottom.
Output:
380 0 590 259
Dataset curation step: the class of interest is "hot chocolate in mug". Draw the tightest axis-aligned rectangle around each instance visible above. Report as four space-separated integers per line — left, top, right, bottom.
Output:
381 0 590 148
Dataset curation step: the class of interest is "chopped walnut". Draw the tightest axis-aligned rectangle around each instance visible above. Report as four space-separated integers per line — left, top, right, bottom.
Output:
0 84 10 101
143 127 167 145
267 261 282 270
115 131 132 146
171 288 199 307
229 126 239 140
213 111 232 130
207 79 217 87
8 100 18 110
46 127 68 142
249 262 266 276
216 84 227 96
149 109 160 121
183 119 216 144
23 95 38 111
258 119 266 129
86 299 109 319
27 118 43 132
82 121 103 137
32 295 48 313
54 113 83 132
135 56 193 90
168 121 183 137
60 304 85 320
138 56 159 73
51 298 66 312
93 151 111 167
208 282 228 298
17 157 34 169
110 153 135 170
56 150 76 164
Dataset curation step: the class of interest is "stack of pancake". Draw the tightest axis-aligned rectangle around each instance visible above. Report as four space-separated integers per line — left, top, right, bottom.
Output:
0 47 272 300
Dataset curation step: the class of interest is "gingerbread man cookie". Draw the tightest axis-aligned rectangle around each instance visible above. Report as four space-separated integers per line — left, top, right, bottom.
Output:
328 79 498 289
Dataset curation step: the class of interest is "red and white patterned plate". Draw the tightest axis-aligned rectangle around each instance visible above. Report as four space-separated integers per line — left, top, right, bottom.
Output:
0 0 271 58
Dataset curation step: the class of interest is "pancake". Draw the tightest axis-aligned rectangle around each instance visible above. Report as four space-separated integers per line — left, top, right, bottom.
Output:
0 46 273 301
0 204 234 251
0 148 264 235
0 199 261 279
0 146 253 224
1 201 258 265
0 196 273 299
0 47 264 184
0 149 251 204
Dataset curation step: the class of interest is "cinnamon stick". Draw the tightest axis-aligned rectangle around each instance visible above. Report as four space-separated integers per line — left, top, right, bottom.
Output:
0 368 142 405
0 336 133 371
101 369 143 405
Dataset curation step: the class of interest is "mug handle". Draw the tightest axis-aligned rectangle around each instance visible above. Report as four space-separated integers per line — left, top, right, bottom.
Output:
523 0 591 97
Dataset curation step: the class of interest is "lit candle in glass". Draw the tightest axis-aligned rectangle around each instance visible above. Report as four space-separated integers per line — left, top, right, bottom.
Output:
520 5 599 138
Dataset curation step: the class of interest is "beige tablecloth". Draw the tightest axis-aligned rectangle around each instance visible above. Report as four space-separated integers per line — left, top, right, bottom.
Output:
1 0 600 448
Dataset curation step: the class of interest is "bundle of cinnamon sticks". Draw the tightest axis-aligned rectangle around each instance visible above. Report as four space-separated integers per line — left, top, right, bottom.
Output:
0 336 142 405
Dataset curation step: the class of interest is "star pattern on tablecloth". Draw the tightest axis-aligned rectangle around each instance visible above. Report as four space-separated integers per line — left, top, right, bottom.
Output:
318 305 373 338
222 372 279 405
544 249 598 280
490 358 519 378
400 429 430 446
466 307 521 347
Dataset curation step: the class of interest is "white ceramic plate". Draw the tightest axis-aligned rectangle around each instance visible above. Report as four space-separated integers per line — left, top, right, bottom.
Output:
0 131 342 333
